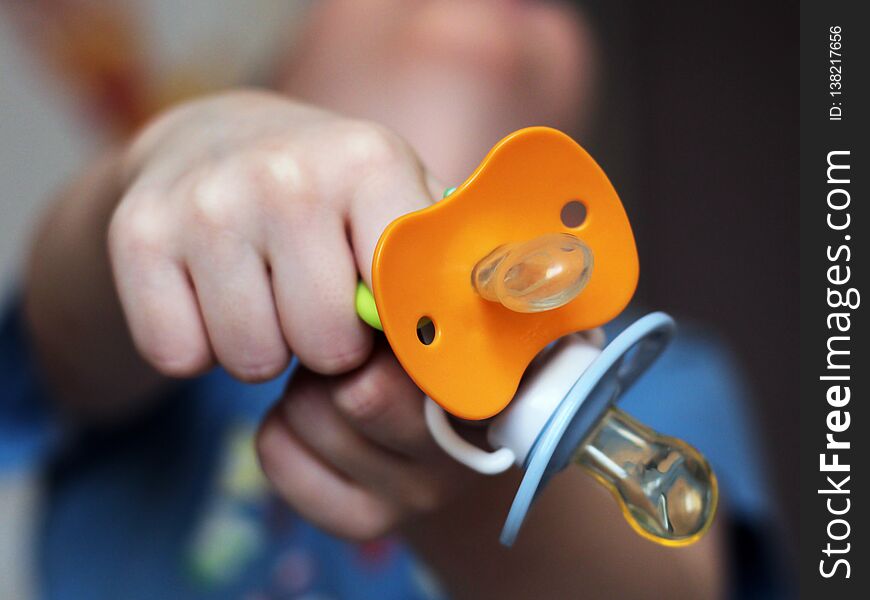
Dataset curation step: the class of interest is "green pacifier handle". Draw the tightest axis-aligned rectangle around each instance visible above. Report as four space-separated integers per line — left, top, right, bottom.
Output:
354 187 456 332
355 282 382 331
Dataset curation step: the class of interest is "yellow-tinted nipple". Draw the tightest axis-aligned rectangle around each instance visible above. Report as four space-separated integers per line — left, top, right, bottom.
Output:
471 233 593 313
574 406 718 546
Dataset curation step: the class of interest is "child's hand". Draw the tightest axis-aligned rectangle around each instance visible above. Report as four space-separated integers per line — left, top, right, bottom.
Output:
112 89 497 540
109 90 439 382
257 342 486 541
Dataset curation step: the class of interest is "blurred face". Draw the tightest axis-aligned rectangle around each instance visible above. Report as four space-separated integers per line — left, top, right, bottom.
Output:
278 0 596 181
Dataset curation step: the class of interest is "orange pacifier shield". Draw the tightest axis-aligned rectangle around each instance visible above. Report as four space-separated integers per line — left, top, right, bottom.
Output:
372 127 638 420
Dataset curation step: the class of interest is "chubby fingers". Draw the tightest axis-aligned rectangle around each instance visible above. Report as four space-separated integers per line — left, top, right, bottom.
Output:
113 120 446 384
108 196 215 378
256 343 471 540
257 411 401 541
328 341 438 459
268 204 372 375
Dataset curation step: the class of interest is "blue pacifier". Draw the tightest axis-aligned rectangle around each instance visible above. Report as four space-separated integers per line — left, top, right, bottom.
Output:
423 312 718 547
499 312 718 546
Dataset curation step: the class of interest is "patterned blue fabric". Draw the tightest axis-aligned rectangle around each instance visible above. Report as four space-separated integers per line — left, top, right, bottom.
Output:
1 300 777 599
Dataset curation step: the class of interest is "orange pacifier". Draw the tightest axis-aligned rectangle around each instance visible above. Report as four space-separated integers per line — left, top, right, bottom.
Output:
355 127 717 547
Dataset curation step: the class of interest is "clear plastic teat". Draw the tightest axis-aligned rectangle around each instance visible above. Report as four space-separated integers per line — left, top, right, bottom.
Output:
471 233 593 313
575 406 718 546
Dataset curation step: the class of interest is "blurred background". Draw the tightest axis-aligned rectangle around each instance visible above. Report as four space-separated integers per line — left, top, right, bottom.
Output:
0 0 797 595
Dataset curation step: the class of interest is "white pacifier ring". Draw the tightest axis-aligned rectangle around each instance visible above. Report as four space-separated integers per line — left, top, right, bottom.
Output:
424 330 605 475
424 400 516 475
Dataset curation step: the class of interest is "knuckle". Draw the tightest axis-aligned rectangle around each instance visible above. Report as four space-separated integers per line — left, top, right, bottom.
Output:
334 120 409 172
333 365 392 424
245 145 315 203
186 172 238 234
187 149 317 232
108 198 166 258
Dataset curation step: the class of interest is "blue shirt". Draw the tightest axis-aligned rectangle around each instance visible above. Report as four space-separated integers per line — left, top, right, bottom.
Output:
1 300 780 599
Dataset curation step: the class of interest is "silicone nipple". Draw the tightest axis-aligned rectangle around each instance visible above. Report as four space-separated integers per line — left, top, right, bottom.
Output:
574 407 718 546
471 233 593 313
